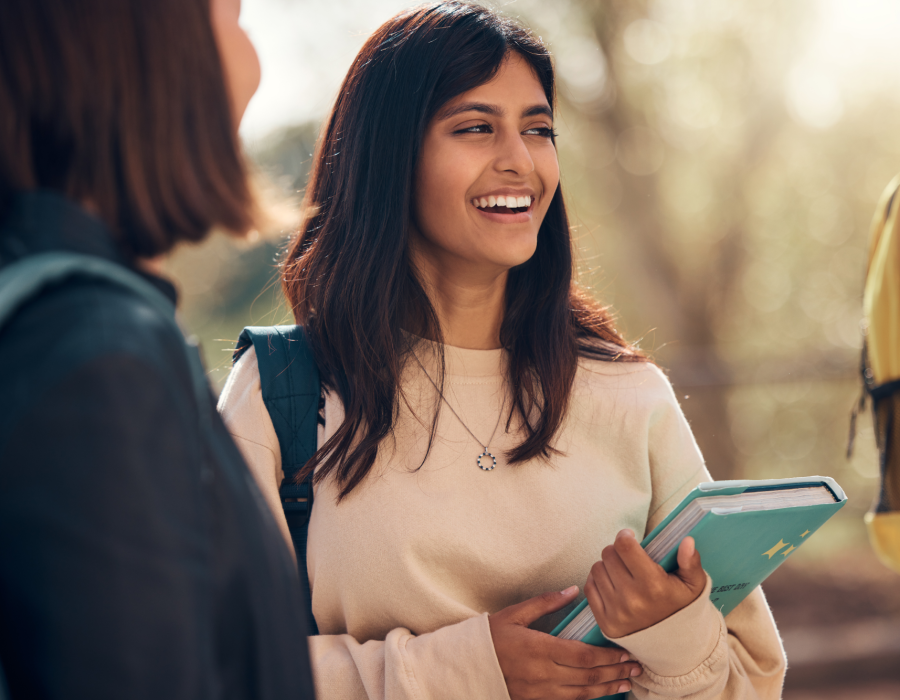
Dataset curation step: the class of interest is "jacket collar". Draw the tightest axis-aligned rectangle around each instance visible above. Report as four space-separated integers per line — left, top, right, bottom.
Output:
0 190 177 304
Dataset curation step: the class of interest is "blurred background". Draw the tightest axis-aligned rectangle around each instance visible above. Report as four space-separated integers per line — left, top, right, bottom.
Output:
166 0 900 695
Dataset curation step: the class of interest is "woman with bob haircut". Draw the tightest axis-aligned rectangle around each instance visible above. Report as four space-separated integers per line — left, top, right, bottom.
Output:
0 0 314 698
221 2 787 699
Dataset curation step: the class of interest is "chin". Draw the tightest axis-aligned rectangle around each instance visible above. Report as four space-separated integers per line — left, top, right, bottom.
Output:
490 244 539 270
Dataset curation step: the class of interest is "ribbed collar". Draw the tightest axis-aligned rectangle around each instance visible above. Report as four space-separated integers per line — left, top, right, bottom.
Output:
0 190 177 304
408 334 506 378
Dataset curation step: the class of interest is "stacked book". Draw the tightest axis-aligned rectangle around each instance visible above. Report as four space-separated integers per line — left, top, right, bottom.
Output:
552 476 847 646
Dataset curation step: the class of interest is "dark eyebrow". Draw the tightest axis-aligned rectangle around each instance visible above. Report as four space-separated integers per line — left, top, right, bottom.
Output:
437 101 553 121
438 102 501 120
522 104 553 119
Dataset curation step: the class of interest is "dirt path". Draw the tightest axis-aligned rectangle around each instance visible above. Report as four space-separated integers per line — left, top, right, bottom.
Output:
762 551 900 697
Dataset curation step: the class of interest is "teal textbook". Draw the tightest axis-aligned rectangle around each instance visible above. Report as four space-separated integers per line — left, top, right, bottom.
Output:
551 476 847 646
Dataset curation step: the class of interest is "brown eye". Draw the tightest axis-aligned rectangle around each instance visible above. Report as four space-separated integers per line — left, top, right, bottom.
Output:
454 124 492 135
524 127 557 139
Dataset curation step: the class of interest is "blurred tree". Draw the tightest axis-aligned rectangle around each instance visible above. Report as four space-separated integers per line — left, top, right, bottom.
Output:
517 0 899 487
253 121 321 194
516 0 773 478
165 121 320 385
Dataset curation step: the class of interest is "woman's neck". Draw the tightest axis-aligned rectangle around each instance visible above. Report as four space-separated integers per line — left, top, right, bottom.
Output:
410 248 507 350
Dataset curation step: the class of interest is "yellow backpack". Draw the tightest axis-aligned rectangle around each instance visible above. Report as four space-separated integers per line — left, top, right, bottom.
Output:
861 174 900 573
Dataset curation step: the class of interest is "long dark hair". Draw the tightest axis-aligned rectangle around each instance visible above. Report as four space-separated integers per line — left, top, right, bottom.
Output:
283 1 646 499
0 0 255 257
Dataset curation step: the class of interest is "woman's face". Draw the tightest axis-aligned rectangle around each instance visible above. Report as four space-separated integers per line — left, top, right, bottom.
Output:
211 0 260 126
412 53 560 280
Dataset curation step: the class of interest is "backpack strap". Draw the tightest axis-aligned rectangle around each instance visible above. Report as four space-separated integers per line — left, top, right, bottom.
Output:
0 252 213 431
234 325 320 635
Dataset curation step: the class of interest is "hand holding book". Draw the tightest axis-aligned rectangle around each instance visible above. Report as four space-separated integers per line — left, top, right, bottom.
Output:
488 586 642 700
584 530 707 639
552 476 847 646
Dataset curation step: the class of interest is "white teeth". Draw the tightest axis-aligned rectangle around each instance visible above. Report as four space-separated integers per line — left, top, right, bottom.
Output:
474 194 533 210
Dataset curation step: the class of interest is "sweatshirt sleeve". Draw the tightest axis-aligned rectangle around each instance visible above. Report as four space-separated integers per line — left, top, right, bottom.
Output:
218 347 294 554
606 366 786 699
308 614 510 700
218 352 513 700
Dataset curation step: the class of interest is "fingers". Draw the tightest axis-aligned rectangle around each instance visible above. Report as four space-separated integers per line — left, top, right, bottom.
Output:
583 569 607 628
600 543 632 589
556 659 642 691
547 636 629 668
548 639 643 700
562 678 636 700
491 602 643 700
589 561 616 602
580 532 709 644
499 585 581 627
676 536 700 570
611 529 661 580
675 536 707 593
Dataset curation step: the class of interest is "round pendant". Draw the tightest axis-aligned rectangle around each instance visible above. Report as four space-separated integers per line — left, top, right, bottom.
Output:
477 450 497 471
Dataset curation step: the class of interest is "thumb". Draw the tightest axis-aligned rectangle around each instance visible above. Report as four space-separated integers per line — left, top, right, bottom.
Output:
503 585 580 627
675 537 706 590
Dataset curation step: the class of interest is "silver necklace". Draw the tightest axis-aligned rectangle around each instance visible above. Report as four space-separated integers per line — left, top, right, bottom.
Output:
412 353 505 471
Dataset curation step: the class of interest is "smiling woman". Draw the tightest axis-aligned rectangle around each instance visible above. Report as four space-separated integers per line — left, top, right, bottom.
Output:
411 53 561 333
218 3 787 700
279 3 642 491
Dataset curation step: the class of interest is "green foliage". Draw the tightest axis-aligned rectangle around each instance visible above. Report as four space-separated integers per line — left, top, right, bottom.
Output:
165 121 321 387
519 0 899 548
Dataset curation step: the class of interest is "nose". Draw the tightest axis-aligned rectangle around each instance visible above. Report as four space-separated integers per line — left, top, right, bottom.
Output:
494 131 535 176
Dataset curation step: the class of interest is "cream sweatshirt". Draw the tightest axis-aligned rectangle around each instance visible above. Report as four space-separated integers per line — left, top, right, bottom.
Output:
218 341 787 700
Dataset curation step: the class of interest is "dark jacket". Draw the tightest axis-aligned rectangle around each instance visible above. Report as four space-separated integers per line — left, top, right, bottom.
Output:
0 192 315 700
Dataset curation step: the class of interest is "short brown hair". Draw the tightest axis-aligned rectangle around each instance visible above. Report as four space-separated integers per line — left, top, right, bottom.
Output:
0 0 255 258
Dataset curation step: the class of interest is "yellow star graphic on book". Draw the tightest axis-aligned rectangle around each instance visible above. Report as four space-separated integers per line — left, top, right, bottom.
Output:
800 530 810 538
763 539 789 559
781 545 796 556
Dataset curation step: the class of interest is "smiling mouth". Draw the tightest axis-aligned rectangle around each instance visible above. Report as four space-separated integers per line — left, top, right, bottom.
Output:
471 194 533 215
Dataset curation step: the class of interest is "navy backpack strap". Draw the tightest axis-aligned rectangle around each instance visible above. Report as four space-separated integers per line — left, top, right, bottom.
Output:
234 325 320 635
